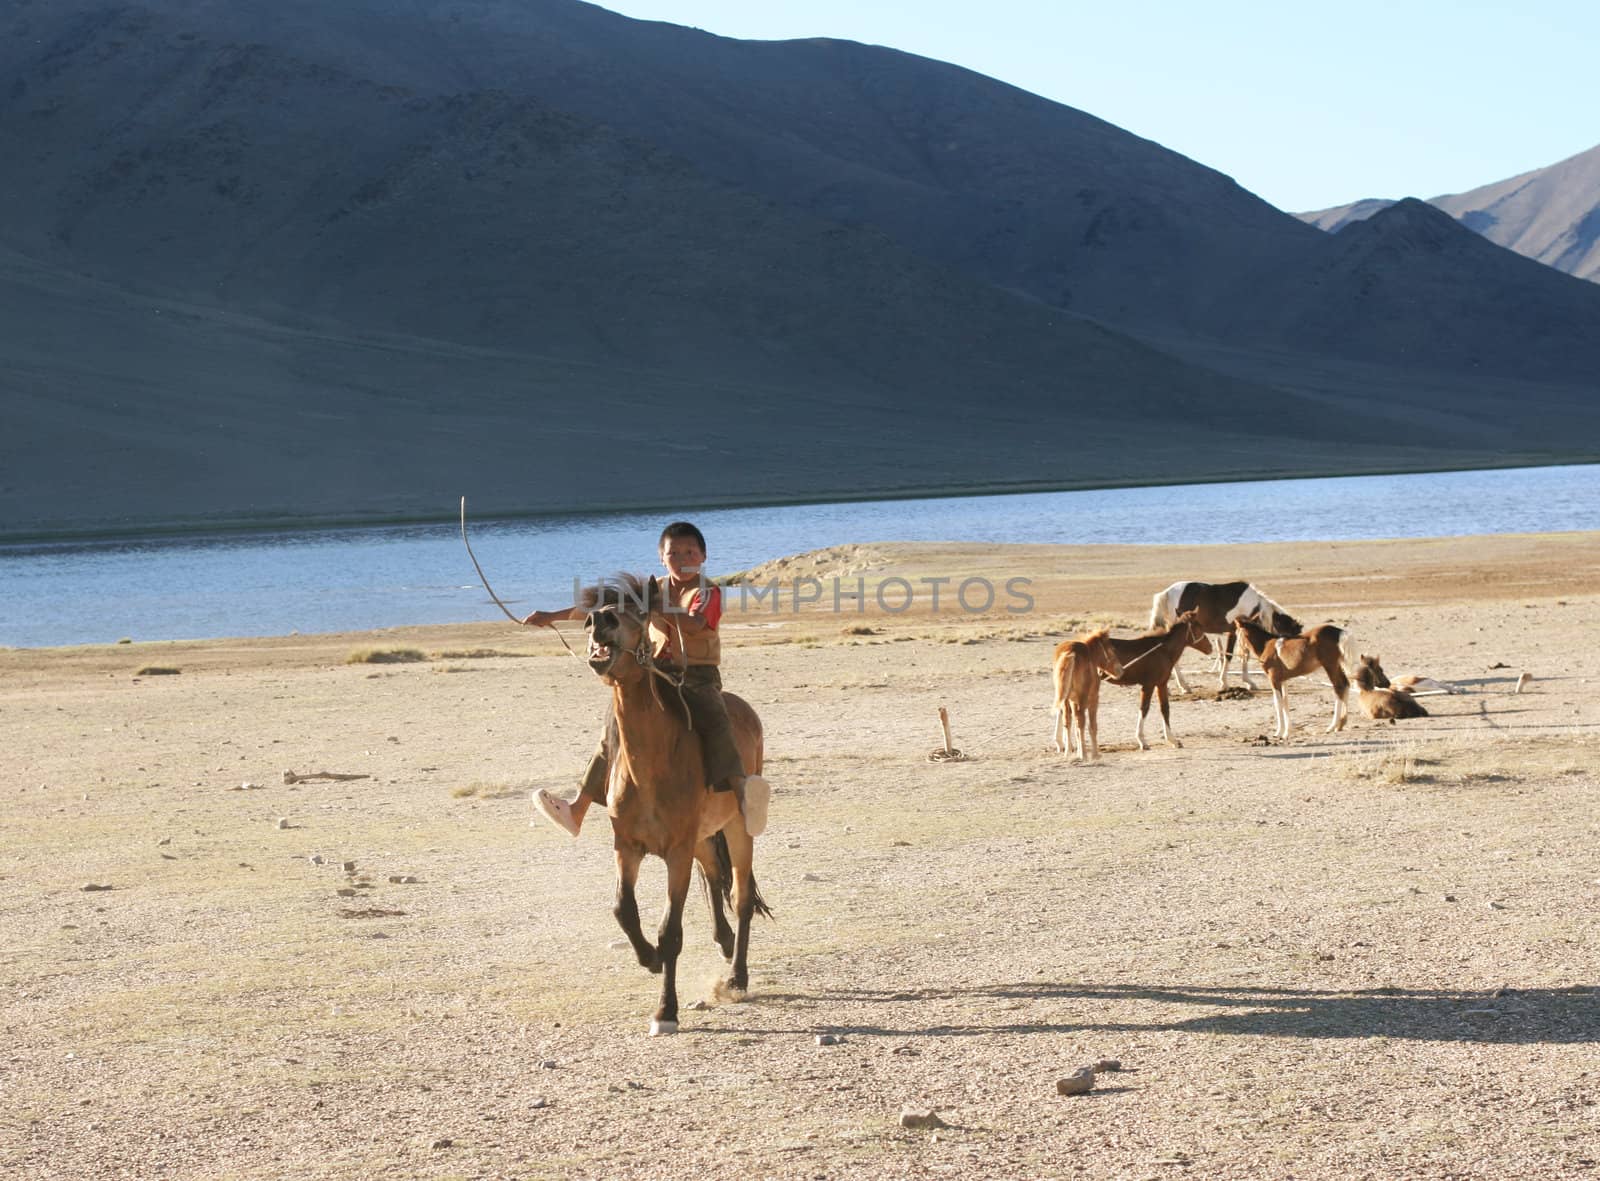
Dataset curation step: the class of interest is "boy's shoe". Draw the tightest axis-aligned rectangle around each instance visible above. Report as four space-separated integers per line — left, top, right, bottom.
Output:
740 775 771 838
532 789 581 838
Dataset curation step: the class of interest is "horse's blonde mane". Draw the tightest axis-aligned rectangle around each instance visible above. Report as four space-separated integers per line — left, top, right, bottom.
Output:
577 571 657 614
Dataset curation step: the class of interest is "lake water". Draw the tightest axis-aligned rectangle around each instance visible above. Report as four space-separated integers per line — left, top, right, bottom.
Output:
3 464 1596 649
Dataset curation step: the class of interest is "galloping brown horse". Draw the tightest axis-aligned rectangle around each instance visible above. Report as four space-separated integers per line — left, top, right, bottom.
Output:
1102 610 1214 750
1234 618 1354 739
582 575 770 1035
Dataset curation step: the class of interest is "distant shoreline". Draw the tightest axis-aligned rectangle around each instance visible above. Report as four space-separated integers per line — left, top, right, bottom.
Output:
5 456 1593 548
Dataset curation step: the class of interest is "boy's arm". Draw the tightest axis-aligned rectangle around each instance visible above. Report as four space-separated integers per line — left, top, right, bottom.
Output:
522 606 587 627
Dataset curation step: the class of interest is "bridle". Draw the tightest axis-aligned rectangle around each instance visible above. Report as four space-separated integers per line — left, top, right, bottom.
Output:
589 602 694 727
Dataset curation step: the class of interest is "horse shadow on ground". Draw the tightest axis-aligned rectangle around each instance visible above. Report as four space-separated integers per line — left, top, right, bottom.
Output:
734 981 1598 1046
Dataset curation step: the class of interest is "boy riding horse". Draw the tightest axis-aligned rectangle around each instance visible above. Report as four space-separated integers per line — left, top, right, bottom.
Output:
522 521 770 838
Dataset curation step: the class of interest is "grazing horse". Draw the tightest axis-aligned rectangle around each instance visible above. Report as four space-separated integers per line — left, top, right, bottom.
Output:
1051 630 1125 763
1102 610 1214 750
582 574 770 1036
1355 655 1429 721
1234 618 1354 739
1150 581 1302 693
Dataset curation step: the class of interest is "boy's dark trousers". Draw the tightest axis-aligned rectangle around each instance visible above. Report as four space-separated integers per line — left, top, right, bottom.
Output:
577 666 746 804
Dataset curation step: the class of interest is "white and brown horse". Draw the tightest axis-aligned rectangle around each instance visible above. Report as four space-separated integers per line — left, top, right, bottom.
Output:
1102 610 1214 750
1150 580 1302 693
1234 618 1355 738
1051 629 1124 763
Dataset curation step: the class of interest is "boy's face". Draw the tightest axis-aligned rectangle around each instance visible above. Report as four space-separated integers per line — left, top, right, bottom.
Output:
661 538 706 582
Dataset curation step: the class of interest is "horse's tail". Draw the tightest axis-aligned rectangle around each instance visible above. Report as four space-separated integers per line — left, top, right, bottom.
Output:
1335 628 1359 676
707 830 774 919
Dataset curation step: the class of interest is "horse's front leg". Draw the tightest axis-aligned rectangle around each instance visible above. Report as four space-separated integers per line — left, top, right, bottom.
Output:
612 843 659 973
1135 685 1153 750
1172 650 1194 694
1273 683 1290 739
1084 691 1101 763
649 845 695 1036
1217 630 1235 689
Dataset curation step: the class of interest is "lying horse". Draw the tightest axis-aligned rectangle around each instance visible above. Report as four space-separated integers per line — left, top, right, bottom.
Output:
1150 580 1301 693
582 574 770 1035
1355 654 1429 720
1102 610 1213 750
1051 630 1124 763
1234 618 1354 739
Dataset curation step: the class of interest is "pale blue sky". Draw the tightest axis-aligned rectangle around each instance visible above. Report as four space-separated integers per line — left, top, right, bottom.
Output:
598 0 1598 213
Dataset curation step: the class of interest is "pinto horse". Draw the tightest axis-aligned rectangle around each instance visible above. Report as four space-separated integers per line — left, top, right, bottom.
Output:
1150 581 1302 693
581 574 771 1035
1102 610 1214 750
1234 618 1354 739
1051 630 1124 763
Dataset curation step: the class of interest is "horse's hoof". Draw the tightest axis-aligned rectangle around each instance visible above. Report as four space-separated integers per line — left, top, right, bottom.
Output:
649 1019 678 1037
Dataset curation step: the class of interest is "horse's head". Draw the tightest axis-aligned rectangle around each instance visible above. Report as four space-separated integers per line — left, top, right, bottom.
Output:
1266 608 1303 637
1233 616 1269 656
1083 629 1124 678
1177 610 1213 655
1356 654 1389 690
580 574 657 684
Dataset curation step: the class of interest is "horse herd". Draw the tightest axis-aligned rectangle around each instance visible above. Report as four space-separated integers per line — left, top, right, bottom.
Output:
565 574 1445 1034
1050 579 1436 763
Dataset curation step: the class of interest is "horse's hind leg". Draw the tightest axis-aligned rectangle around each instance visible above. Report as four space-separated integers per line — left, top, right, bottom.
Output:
649 845 694 1036
1156 681 1182 748
1327 664 1350 733
696 838 735 961
612 844 659 973
723 823 759 994
1135 684 1154 750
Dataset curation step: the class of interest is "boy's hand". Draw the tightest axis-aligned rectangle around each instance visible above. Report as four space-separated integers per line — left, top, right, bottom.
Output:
522 610 553 627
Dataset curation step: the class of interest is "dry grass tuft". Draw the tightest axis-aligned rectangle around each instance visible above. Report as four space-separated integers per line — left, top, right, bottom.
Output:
344 647 428 665
430 648 530 660
1340 733 1600 787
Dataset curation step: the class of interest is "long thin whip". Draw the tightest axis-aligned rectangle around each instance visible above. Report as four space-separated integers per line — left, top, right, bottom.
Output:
459 496 521 623
459 496 583 661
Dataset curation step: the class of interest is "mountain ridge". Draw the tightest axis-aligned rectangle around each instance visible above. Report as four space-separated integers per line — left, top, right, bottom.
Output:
2 0 1597 538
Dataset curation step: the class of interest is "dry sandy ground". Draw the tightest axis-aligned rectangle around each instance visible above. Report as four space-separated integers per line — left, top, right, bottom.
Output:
3 533 1599 1180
